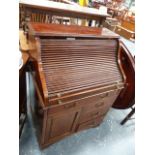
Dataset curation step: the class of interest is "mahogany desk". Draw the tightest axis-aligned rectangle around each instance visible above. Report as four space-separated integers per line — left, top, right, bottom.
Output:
19 22 135 145
26 22 126 148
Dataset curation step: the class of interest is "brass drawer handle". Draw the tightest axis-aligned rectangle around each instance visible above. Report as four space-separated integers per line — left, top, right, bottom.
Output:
64 102 76 109
95 102 105 108
58 100 62 104
57 93 62 104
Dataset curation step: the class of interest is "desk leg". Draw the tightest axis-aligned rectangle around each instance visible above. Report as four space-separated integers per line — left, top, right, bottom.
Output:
120 107 135 125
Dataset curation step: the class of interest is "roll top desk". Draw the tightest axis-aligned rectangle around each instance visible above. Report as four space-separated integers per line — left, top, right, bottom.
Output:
27 22 126 148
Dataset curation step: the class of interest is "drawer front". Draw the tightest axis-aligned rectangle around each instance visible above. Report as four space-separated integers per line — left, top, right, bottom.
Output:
48 100 78 115
77 116 104 132
81 93 119 114
78 107 107 123
79 89 120 107
79 94 118 123
48 89 120 116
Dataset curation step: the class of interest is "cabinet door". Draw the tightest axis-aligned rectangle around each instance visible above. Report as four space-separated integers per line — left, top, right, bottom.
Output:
44 108 81 144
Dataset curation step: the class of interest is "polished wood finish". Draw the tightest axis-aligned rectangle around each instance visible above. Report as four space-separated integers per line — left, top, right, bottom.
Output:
112 41 135 109
27 23 126 148
45 107 81 144
28 22 119 38
121 20 135 32
115 25 135 41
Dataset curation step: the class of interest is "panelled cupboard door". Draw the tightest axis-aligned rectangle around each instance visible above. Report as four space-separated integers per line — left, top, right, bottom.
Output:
44 108 81 144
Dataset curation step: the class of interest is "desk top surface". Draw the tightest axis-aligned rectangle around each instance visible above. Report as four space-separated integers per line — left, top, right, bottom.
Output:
28 22 119 38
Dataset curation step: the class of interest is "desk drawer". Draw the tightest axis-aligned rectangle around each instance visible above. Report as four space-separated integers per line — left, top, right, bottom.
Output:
48 100 78 115
48 89 120 115
79 94 118 123
78 107 107 123
77 116 104 131
81 93 119 113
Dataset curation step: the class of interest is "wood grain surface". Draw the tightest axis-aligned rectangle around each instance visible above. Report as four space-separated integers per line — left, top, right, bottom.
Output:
27 23 126 148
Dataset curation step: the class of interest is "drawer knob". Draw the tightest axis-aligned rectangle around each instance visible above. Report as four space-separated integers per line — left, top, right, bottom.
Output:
58 100 62 104
57 93 61 97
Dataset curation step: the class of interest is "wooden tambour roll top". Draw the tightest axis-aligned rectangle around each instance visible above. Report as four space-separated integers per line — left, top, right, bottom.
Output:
27 22 126 148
